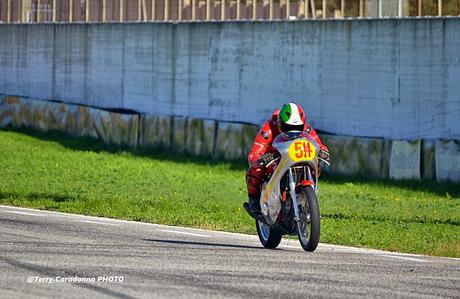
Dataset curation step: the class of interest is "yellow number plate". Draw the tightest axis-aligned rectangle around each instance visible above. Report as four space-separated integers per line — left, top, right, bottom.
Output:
288 140 316 162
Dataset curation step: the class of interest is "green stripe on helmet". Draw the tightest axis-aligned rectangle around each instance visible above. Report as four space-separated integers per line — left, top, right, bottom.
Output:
279 104 292 123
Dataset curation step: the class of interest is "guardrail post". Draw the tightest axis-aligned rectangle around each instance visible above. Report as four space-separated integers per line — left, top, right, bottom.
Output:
165 0 169 20
207 0 211 20
398 0 402 17
253 0 256 19
178 0 182 20
378 0 382 17
152 0 155 20
438 0 442 16
120 0 124 21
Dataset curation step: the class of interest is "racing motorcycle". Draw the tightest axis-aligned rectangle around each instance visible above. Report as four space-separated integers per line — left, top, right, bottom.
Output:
255 131 329 252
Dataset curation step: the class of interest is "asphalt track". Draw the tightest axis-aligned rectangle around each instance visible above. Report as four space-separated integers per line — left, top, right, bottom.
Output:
0 205 459 299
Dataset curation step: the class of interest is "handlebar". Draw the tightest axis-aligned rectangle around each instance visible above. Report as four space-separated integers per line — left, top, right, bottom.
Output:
318 157 330 167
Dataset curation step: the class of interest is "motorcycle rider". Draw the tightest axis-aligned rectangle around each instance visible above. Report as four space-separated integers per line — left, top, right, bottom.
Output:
243 102 330 219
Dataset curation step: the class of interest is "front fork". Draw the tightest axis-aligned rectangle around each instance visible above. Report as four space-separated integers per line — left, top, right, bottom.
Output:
288 167 315 223
288 168 301 223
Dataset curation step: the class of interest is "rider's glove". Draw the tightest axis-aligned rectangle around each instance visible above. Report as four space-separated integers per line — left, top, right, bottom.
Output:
319 146 330 164
258 153 275 168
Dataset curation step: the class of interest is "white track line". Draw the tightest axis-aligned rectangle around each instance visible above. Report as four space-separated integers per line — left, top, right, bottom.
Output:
378 254 430 263
75 220 118 226
1 210 43 217
158 229 211 238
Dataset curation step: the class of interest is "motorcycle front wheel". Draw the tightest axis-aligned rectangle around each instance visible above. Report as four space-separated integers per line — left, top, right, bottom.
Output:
296 186 320 252
256 219 282 249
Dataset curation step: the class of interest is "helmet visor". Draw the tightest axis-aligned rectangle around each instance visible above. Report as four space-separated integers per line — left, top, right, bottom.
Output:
280 122 304 133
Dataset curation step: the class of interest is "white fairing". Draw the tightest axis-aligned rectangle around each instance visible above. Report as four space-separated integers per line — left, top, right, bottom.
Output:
260 132 319 225
260 182 282 225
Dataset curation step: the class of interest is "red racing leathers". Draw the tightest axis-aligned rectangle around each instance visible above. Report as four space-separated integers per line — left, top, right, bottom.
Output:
246 109 328 198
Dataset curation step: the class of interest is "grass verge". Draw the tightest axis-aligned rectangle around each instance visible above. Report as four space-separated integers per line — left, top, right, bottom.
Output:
0 127 459 257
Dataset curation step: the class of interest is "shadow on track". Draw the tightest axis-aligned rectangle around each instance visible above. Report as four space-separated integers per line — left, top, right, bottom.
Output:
142 238 271 250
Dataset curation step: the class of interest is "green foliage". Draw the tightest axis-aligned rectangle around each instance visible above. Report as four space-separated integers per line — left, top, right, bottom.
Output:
0 128 459 257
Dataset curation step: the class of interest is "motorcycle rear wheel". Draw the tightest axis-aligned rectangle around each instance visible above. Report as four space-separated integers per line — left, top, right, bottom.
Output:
256 220 282 249
297 186 320 252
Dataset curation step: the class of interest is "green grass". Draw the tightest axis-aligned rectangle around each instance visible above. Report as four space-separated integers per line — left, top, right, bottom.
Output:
0 127 459 257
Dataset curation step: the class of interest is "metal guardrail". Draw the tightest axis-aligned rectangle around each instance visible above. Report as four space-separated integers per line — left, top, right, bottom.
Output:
0 0 459 23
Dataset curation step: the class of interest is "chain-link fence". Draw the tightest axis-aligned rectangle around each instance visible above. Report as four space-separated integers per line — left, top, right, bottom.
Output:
0 0 459 23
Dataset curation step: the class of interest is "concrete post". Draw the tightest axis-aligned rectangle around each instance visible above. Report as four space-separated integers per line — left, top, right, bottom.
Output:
86 0 89 21
138 0 141 20
310 0 315 18
438 0 442 16
286 0 290 18
20 0 25 23
178 0 182 20
102 0 106 21
220 0 224 20
142 0 148 20
398 0 402 17
152 0 155 20
359 0 363 17
303 0 310 19
192 0 196 20
341 0 344 18
378 0 382 17
6 0 11 23
236 0 240 20
269 0 273 19
253 0 256 19
69 0 73 22
52 0 56 22
206 0 211 20
120 0 124 21
297 0 302 18
37 0 41 22
322 0 326 18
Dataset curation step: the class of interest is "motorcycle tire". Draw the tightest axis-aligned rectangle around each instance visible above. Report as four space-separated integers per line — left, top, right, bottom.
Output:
297 186 320 252
256 219 282 249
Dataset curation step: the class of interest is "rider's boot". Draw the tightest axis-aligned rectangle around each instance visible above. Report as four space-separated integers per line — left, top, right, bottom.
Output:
243 195 261 220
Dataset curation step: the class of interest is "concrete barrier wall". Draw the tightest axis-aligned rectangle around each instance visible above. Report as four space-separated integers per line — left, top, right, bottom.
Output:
1 19 459 140
2 96 458 181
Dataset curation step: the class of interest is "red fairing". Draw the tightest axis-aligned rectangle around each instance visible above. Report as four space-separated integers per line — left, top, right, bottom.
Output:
246 108 328 197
